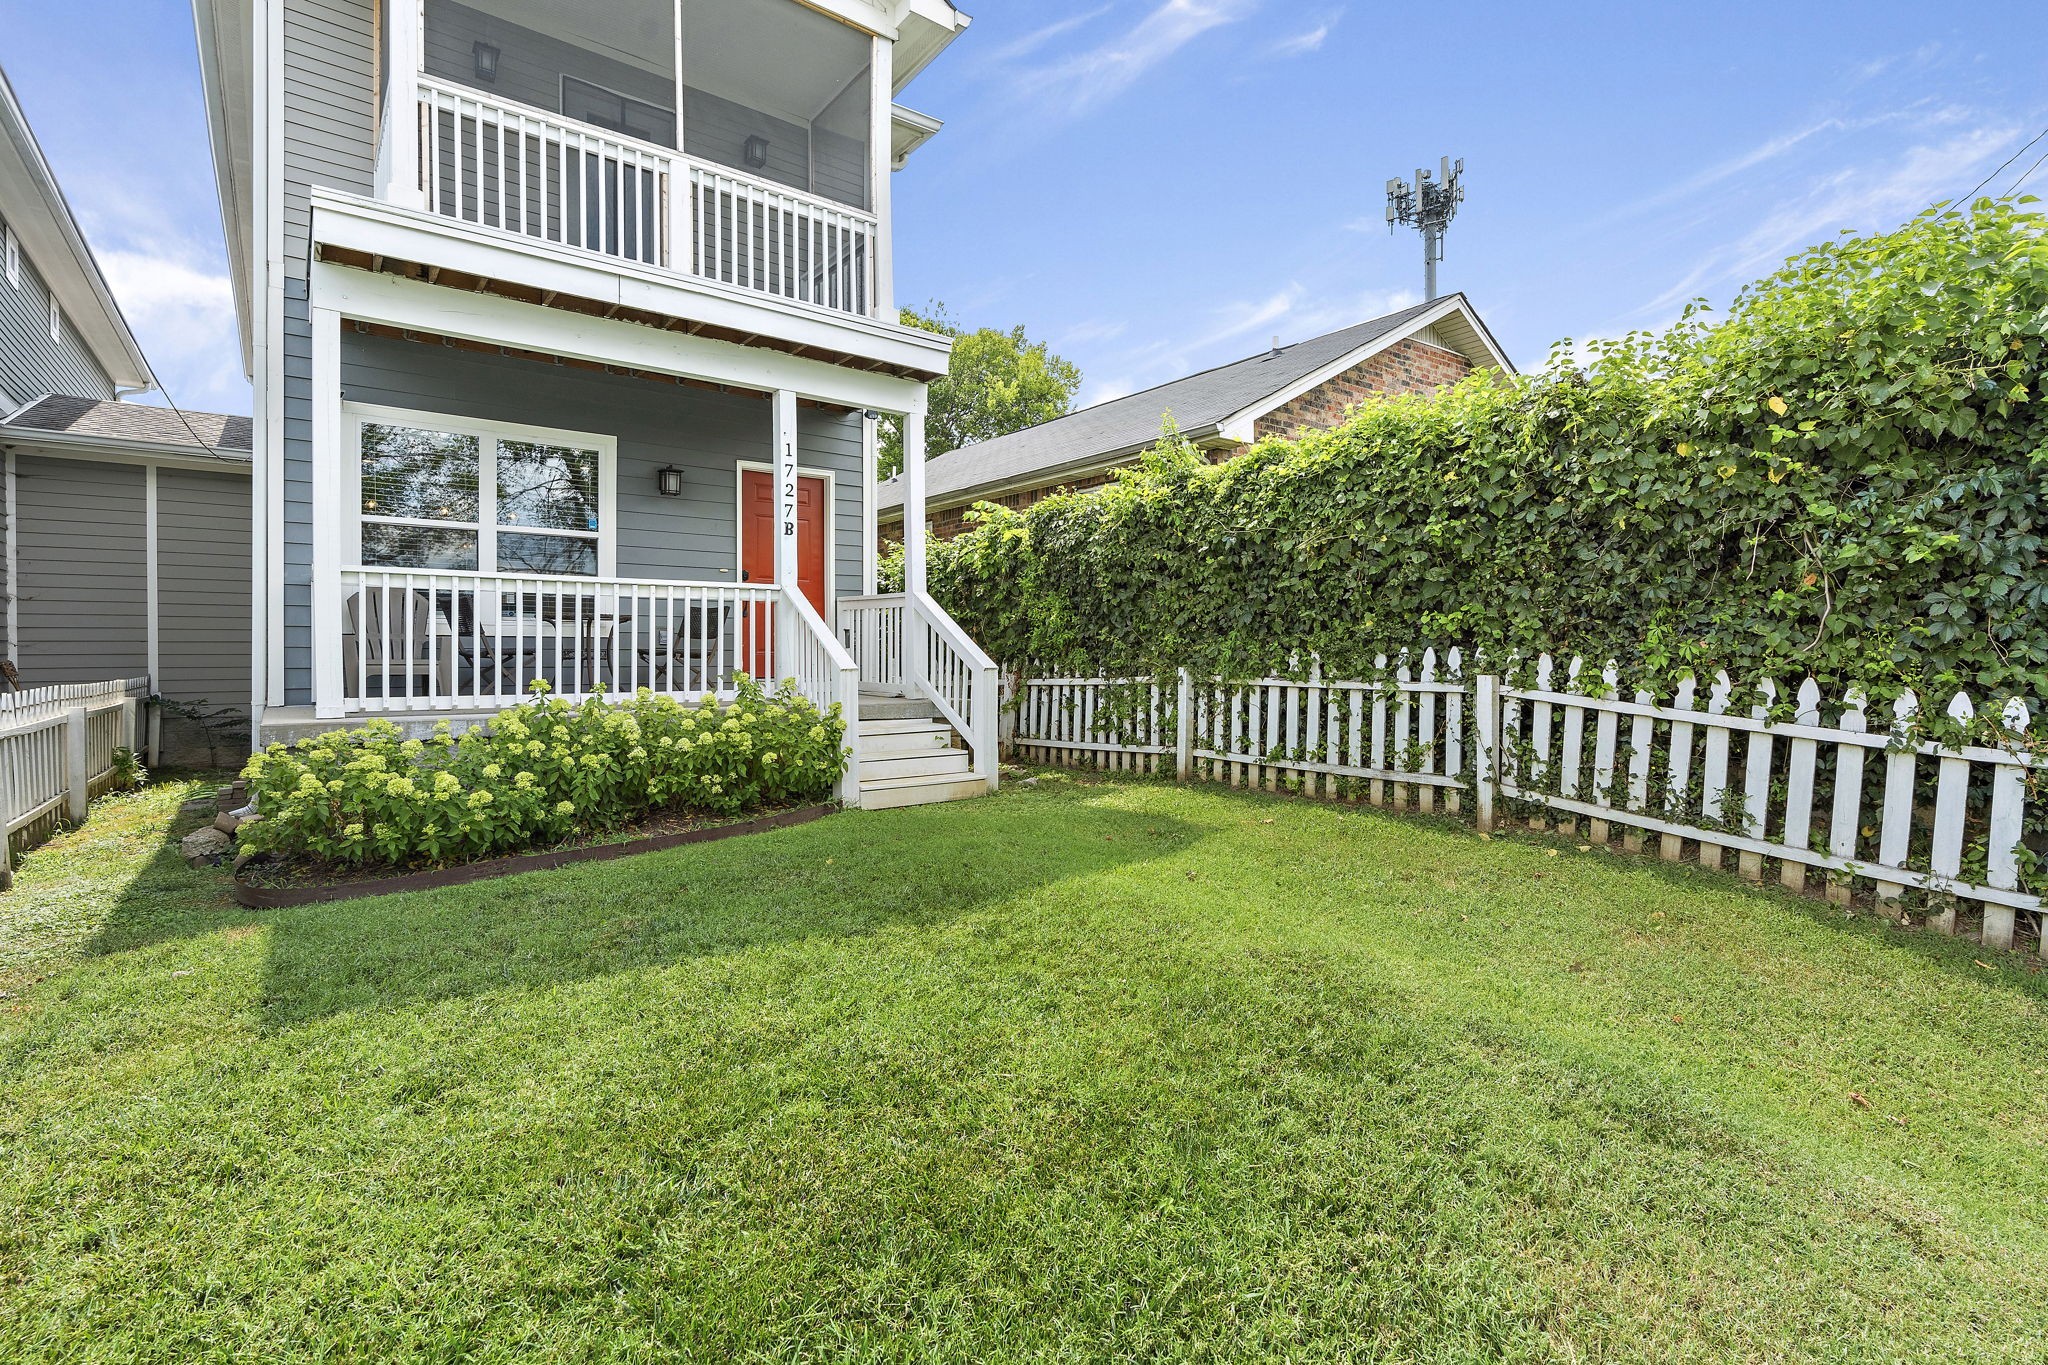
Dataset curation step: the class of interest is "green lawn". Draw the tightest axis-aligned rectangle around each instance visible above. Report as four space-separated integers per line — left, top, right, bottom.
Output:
3 772 2046 1362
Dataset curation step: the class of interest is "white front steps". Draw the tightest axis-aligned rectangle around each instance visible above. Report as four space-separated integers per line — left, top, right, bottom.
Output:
855 703 990 810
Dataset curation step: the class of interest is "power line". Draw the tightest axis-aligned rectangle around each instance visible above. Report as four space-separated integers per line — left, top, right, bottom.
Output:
1958 125 2048 204
2007 142 2048 196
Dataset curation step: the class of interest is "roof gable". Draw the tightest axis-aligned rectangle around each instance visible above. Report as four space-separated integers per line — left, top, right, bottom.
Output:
881 294 1511 513
0 66 155 393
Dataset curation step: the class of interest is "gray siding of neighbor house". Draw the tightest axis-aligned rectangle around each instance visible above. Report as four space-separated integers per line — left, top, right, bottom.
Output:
9 455 149 683
156 468 255 749
0 209 119 410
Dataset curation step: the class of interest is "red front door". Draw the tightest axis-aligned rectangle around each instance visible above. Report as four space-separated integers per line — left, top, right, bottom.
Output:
739 469 827 680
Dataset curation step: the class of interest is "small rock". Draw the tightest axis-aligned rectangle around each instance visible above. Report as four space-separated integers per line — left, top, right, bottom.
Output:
214 811 242 835
181 827 233 868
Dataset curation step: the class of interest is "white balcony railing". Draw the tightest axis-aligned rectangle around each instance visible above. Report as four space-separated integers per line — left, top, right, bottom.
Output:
420 76 671 268
685 163 876 317
410 78 880 318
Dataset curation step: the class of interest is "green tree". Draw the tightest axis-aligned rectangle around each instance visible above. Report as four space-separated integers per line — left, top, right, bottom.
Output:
879 304 1082 478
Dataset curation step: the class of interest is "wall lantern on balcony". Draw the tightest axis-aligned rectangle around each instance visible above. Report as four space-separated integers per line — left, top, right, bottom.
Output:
742 136 771 170
472 41 501 84
656 465 684 498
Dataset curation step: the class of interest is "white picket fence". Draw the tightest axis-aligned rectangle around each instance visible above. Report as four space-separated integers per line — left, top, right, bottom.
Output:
1008 653 2044 955
0 678 150 873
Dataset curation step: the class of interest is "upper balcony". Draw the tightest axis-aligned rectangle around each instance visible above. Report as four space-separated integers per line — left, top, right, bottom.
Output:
365 0 954 329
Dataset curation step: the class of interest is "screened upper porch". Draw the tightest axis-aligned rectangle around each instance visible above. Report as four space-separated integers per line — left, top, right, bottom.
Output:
378 0 894 316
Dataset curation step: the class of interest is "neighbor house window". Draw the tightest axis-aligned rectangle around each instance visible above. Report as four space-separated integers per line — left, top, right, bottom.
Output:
4 228 17 288
349 408 614 576
48 297 59 343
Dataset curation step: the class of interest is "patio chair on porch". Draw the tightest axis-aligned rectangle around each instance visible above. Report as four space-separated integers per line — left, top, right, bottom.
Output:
673 599 734 693
342 587 457 701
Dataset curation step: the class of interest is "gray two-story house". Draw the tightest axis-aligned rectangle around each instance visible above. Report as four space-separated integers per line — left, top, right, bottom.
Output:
0 64 254 764
193 0 995 807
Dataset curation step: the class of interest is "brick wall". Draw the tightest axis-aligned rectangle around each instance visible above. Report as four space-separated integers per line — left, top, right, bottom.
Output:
886 335 1477 541
1251 337 1472 442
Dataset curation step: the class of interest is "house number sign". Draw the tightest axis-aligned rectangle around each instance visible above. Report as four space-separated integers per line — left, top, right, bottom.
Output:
781 440 797 539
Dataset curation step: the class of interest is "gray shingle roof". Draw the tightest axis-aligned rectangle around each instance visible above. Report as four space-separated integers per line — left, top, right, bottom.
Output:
2 394 252 458
879 297 1455 514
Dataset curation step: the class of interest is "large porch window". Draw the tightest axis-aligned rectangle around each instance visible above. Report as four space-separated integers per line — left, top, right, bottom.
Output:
347 405 617 577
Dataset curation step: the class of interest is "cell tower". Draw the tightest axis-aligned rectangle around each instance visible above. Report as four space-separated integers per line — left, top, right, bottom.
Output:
1385 156 1466 301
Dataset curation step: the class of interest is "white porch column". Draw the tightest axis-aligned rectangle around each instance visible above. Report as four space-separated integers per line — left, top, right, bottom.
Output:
868 35 894 318
376 0 426 211
771 389 799 682
860 411 879 595
901 408 927 597
310 305 347 719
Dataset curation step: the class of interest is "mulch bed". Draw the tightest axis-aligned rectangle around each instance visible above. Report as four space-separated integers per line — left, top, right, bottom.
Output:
230 803 834 908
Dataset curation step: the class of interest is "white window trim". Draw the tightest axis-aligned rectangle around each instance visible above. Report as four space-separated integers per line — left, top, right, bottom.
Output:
342 402 618 578
4 227 18 288
47 296 59 343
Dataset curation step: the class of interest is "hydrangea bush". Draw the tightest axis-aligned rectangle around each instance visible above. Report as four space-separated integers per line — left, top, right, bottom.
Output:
239 679 847 870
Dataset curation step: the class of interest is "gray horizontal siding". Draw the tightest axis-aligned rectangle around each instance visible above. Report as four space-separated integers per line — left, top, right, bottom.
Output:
0 209 117 407
283 0 377 282
155 468 253 718
10 455 148 685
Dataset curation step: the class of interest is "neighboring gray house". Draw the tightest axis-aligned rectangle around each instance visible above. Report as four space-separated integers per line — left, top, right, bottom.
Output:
193 0 1004 808
879 295 1514 539
0 65 254 762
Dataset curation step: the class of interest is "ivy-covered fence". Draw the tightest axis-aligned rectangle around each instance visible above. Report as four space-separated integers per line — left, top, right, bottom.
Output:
923 201 2048 704
1006 655 2042 955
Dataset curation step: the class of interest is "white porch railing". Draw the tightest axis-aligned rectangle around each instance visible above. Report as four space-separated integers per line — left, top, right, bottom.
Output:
838 591 999 789
419 76 671 267
334 568 779 714
411 79 880 317
684 164 877 316
838 594 906 691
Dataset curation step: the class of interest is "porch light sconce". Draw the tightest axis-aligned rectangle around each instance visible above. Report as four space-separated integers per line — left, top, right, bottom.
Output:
742 136 771 170
472 41 501 83
656 465 684 498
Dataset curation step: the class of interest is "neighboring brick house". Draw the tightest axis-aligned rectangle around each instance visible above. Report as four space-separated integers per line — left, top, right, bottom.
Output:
879 295 1512 540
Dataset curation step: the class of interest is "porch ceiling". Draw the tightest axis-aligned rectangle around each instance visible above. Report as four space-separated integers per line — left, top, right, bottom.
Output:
317 243 941 384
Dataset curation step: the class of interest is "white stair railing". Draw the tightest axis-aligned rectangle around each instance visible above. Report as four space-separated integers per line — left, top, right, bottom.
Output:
837 590 998 791
777 586 862 805
909 592 999 791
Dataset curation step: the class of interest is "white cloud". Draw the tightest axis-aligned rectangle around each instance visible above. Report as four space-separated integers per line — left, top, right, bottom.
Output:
1058 318 1129 347
985 7 1116 64
1077 283 1420 407
98 243 246 415
1268 12 1340 58
1631 121 2019 321
1014 0 1261 114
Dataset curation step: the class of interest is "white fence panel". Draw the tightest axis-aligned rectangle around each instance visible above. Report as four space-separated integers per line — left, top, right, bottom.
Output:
0 678 149 875
1004 656 2044 956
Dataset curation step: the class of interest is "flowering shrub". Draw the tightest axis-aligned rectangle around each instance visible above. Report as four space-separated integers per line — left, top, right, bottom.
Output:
239 679 846 870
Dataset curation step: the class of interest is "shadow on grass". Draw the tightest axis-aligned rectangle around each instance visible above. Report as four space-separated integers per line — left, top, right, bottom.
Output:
55 773 250 964
245 789 1197 1032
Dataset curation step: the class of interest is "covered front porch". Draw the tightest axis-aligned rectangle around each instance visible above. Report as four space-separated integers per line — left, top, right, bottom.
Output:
283 260 996 806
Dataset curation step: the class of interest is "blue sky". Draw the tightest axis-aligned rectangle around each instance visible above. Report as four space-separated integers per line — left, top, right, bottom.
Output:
4 1 2045 416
